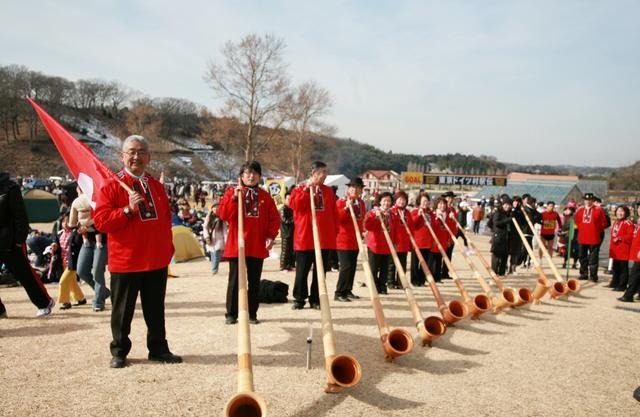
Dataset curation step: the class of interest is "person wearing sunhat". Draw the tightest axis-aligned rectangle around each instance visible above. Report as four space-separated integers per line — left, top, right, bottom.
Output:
334 177 366 301
574 193 609 282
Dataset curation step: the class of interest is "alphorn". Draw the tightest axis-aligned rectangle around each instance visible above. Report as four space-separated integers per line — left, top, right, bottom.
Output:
345 201 414 359
520 207 580 294
377 210 448 345
309 186 362 393
399 212 467 327
424 215 491 319
441 220 511 313
453 219 531 308
511 218 566 301
224 182 267 417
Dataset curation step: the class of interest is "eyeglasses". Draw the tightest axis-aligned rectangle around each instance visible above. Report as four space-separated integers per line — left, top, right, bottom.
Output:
122 149 149 157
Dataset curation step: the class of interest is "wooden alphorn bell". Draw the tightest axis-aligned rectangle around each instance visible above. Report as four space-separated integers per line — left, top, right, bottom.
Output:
520 207 580 294
224 181 267 417
424 214 491 319
345 200 414 359
399 211 467 327
309 186 362 393
511 218 567 302
378 209 447 345
441 220 511 314
453 218 531 308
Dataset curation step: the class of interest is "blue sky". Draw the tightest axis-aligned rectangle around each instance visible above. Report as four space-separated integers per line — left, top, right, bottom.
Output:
2 0 639 167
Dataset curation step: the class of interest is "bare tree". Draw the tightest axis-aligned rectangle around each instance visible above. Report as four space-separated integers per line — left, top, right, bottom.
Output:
284 80 333 181
204 33 290 161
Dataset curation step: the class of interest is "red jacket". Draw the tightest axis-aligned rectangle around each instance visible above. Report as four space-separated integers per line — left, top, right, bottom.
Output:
429 211 455 254
218 186 280 259
364 209 396 254
335 197 365 251
290 184 337 251
629 223 640 263
94 170 173 273
609 219 635 260
409 208 433 250
574 206 608 245
540 210 562 236
391 206 412 253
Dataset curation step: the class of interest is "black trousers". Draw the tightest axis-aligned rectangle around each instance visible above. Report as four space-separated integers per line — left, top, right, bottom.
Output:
279 237 295 270
336 250 358 297
579 244 600 280
226 257 263 320
0 244 51 309
368 249 390 294
110 267 169 358
293 249 329 305
492 252 509 276
472 221 481 234
519 236 535 266
428 252 443 282
387 251 407 287
442 245 454 278
611 259 629 290
411 248 430 286
457 230 468 247
622 262 640 300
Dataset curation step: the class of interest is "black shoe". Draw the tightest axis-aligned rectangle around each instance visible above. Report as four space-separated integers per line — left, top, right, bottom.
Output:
225 317 237 325
60 303 72 310
346 292 360 300
617 296 634 303
442 275 453 280
578 276 588 281
148 352 183 364
310 303 321 310
613 288 625 292
110 357 127 369
291 302 304 310
249 318 260 324
379 290 388 295
73 299 87 306
590 278 598 283
334 295 351 302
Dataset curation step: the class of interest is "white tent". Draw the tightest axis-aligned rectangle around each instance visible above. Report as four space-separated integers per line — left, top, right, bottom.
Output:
324 174 350 198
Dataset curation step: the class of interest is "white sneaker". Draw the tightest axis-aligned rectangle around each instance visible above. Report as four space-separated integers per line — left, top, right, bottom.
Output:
36 298 55 317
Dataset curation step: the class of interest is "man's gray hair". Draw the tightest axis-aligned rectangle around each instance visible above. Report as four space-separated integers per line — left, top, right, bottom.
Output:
122 135 149 151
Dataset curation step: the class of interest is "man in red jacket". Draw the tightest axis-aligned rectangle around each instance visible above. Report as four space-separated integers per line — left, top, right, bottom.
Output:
334 177 366 302
218 161 280 324
574 193 609 282
94 135 180 369
618 205 640 302
290 161 337 310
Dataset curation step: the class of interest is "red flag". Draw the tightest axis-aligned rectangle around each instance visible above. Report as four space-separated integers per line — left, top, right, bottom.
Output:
27 98 121 209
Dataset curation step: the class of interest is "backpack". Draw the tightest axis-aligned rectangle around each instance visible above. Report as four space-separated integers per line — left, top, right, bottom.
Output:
259 279 289 303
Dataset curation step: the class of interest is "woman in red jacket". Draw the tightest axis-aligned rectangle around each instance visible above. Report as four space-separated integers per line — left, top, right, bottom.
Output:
218 161 280 325
409 192 433 286
609 206 634 291
387 190 412 289
618 205 640 302
364 192 395 295
334 177 366 302
428 197 456 282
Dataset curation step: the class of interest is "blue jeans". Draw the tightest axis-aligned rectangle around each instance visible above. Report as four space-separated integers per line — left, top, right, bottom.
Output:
210 250 222 273
77 241 109 308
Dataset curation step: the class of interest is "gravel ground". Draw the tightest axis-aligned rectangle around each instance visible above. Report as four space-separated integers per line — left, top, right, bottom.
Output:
1 233 639 417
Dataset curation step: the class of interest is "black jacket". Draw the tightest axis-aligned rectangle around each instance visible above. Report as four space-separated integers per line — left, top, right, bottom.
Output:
490 207 512 256
0 172 30 251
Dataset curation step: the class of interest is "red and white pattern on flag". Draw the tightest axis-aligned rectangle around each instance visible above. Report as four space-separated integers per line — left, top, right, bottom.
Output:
27 98 118 210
